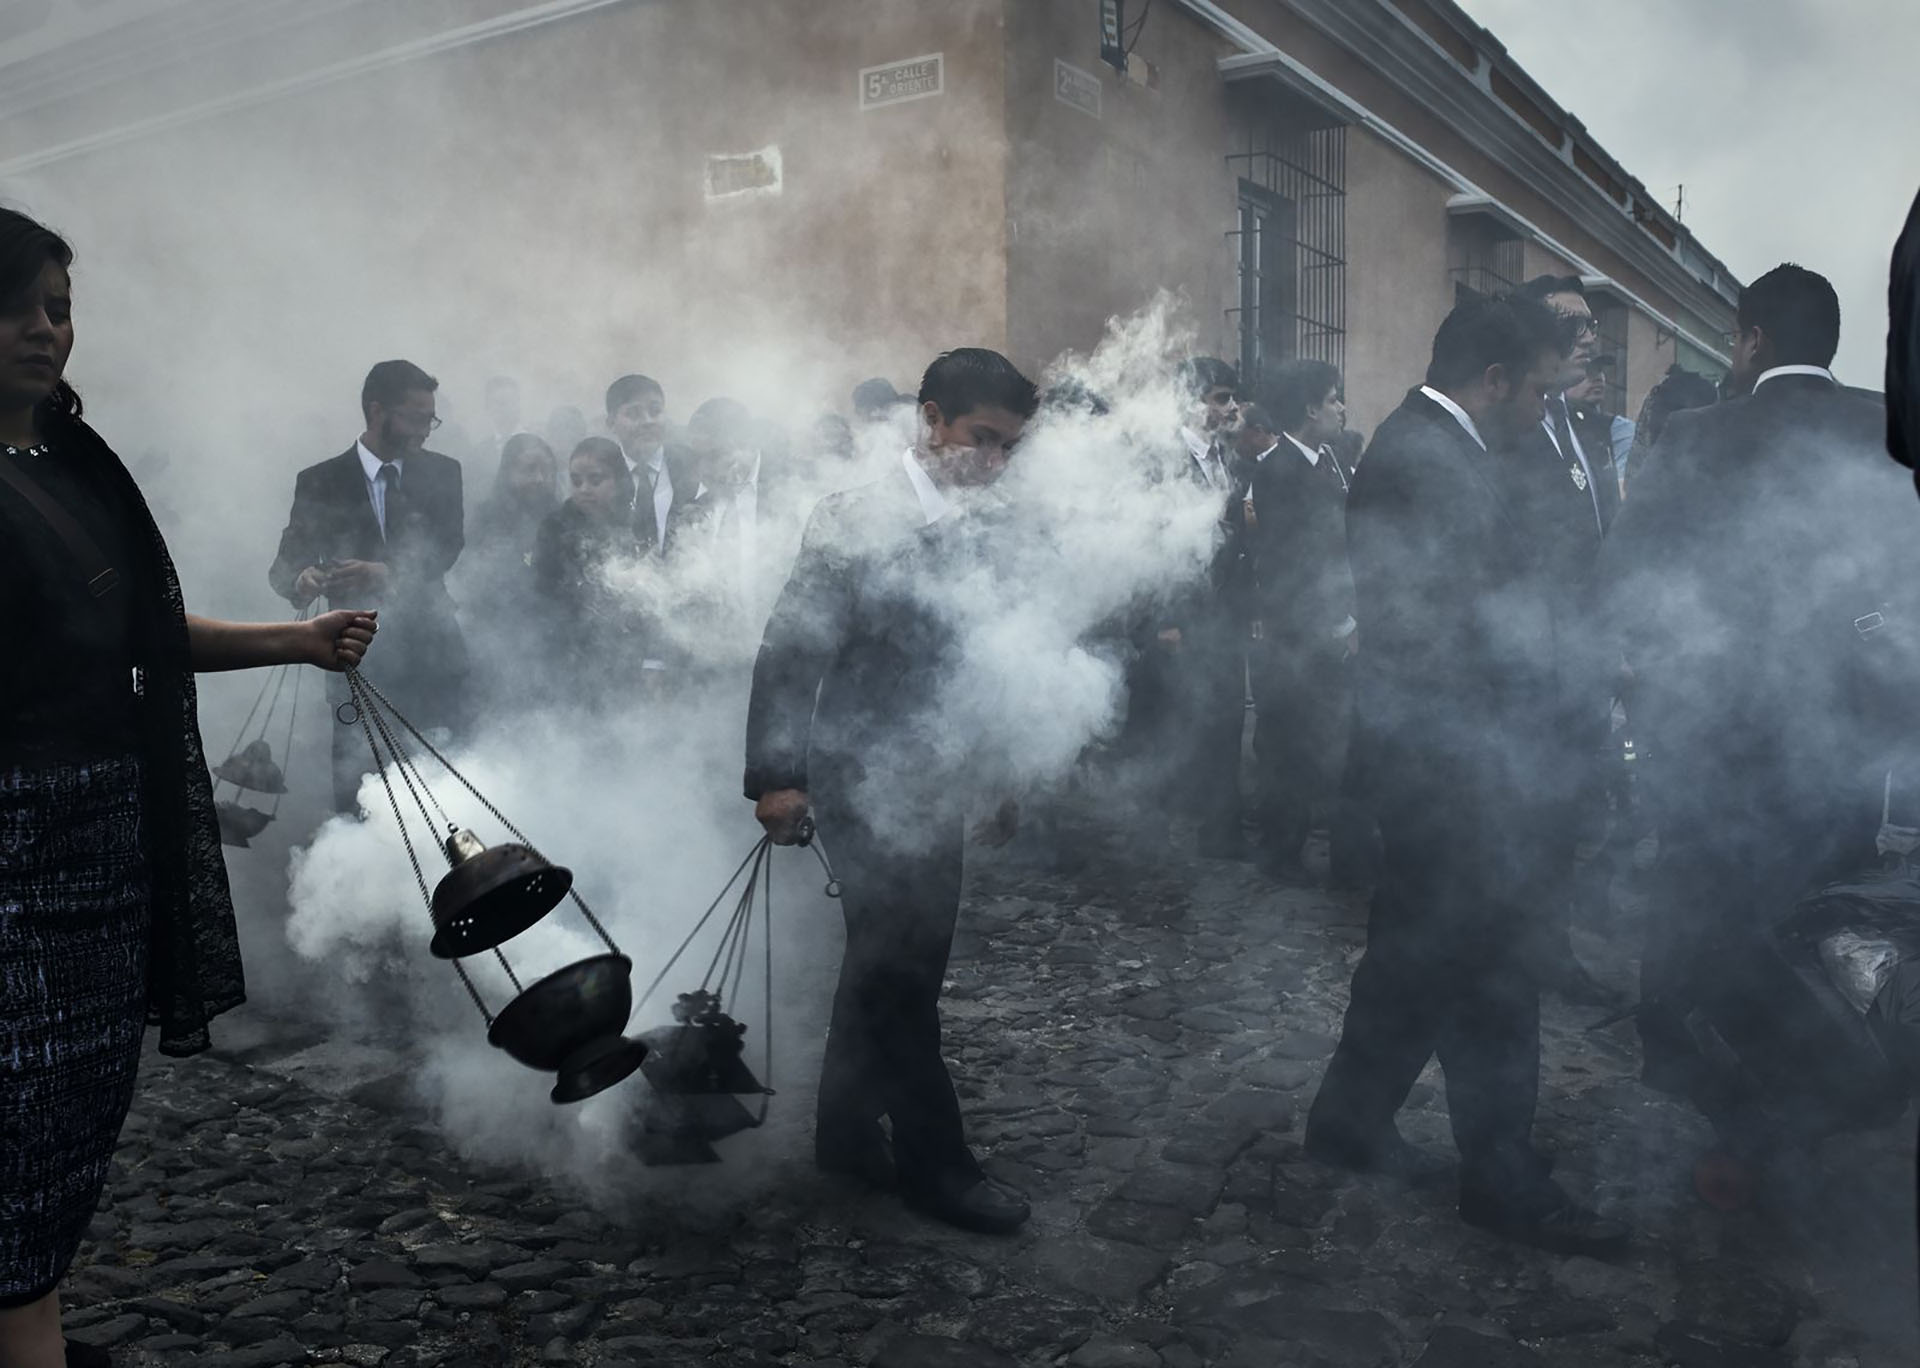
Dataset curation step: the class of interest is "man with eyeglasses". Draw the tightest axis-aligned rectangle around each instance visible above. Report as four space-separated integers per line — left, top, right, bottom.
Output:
270 359 469 811
1502 276 1621 1007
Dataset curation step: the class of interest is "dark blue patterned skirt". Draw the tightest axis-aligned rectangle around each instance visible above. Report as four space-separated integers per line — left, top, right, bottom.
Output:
0 754 149 1306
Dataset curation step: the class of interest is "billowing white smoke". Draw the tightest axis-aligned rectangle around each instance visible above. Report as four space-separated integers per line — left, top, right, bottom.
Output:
281 294 1223 1187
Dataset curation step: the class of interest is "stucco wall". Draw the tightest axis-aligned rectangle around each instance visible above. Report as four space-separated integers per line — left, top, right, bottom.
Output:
1001 0 1238 378
1341 123 1455 434
8 0 1011 480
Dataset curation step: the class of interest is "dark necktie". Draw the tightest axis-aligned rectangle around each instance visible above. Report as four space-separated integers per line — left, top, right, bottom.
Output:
376 462 401 541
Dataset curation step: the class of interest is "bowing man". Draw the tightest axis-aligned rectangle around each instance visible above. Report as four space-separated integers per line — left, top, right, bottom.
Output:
744 348 1039 1235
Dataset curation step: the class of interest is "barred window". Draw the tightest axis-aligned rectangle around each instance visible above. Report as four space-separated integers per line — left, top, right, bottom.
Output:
1227 123 1345 391
1448 215 1524 302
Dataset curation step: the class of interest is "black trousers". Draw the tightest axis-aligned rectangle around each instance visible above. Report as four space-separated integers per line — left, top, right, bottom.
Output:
1117 637 1243 835
813 803 975 1187
1251 637 1353 861
1308 744 1543 1191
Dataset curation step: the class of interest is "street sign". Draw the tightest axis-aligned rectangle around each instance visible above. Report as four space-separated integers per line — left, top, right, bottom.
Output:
859 53 944 111
1054 58 1102 119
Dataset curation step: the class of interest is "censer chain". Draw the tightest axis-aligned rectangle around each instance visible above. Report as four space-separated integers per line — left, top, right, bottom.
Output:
348 671 620 955
218 605 313 792
347 671 495 1024
268 651 304 820
632 836 768 1016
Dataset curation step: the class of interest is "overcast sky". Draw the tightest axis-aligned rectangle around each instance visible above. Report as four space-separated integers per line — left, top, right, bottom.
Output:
1461 0 1919 387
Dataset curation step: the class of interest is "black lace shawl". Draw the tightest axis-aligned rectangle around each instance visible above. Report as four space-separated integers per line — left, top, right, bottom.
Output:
49 410 245 1055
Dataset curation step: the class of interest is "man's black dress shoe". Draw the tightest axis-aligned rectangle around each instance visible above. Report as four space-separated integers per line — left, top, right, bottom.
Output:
1458 1181 1631 1258
815 1126 896 1190
1304 1123 1453 1188
902 1170 1030 1235
66 1340 112 1368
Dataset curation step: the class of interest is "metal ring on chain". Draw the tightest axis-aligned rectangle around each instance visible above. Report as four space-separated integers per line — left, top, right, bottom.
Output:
336 698 361 725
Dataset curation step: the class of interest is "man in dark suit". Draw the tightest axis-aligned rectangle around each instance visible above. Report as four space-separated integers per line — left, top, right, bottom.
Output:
746 348 1038 1235
1236 362 1358 885
605 373 696 558
1504 276 1625 1003
604 373 698 683
1166 357 1252 858
1890 186 1920 489
270 359 467 812
1600 263 1920 1108
1303 294 1630 1256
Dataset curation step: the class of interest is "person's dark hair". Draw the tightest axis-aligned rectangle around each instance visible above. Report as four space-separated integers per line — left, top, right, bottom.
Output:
605 373 664 418
687 396 754 447
810 412 854 458
1425 293 1561 391
568 435 635 507
1180 356 1239 399
1262 359 1342 432
851 377 904 415
917 348 1040 422
1040 377 1111 417
361 359 438 423
0 206 81 420
1644 364 1719 446
1236 402 1276 435
1738 262 1841 368
1516 274 1585 304
491 431 558 504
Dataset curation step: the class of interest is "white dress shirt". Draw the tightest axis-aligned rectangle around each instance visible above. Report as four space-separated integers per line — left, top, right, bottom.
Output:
710 455 763 608
1181 426 1229 489
355 441 402 539
1752 364 1838 392
901 449 951 525
1416 385 1486 451
1282 432 1322 467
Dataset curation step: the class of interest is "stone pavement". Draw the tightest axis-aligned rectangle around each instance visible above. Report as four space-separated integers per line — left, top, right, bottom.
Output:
63 825 1919 1367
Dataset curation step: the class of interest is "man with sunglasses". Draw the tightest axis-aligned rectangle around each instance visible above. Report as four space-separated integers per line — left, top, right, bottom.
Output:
270 359 469 811
1503 276 1621 1006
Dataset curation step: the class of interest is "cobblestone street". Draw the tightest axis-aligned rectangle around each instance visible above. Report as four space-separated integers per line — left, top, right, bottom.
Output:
65 825 1920 1368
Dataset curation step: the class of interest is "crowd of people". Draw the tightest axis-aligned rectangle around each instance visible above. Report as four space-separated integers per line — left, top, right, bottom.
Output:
9 172 1920 1362
250 265 1914 1255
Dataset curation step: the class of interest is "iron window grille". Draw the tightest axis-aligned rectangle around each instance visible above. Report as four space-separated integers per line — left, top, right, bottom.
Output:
1227 122 1346 390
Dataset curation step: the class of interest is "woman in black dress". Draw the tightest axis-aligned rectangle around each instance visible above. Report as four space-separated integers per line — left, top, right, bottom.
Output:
0 211 377 1365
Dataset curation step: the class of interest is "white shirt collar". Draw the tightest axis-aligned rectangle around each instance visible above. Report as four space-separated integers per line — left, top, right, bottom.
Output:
1417 385 1486 451
1281 432 1321 467
356 441 401 481
1752 364 1838 392
901 449 951 526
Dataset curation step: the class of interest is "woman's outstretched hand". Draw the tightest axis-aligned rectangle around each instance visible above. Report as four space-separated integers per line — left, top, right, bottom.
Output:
303 610 379 671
